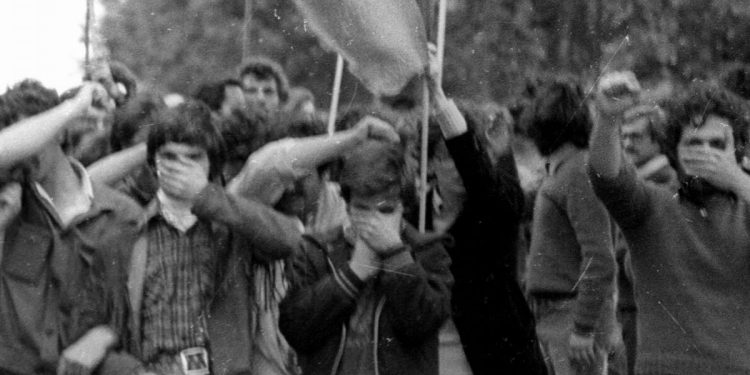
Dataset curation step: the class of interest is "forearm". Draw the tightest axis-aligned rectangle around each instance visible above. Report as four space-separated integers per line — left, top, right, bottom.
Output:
730 172 750 204
88 143 147 186
286 129 363 171
573 256 616 335
0 100 80 169
589 111 623 179
382 244 453 341
193 183 300 261
280 269 361 352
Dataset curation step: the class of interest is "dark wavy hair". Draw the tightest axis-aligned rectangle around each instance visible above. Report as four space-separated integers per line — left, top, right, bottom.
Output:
521 78 591 156
111 90 165 151
662 82 750 168
147 100 226 180
193 79 242 112
339 140 407 203
0 79 60 129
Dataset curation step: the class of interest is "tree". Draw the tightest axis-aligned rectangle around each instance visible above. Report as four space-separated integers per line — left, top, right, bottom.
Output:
101 0 750 106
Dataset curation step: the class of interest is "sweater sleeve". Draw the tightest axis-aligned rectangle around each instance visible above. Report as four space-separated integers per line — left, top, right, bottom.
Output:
588 157 654 230
565 165 616 335
279 238 365 353
445 131 525 223
192 183 300 263
379 235 454 343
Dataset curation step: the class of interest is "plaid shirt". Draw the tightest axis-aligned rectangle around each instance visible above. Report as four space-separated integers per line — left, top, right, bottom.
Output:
140 204 219 363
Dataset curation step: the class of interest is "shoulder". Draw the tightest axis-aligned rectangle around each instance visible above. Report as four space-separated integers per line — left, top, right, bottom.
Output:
402 223 452 252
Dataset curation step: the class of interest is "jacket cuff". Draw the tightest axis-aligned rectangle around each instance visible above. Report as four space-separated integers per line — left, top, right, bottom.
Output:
433 96 467 140
334 264 367 299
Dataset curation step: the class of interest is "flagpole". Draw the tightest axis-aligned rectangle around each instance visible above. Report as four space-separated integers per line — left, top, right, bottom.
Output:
436 0 447 85
418 79 430 233
327 54 345 135
242 0 253 62
84 0 94 66
418 0 446 233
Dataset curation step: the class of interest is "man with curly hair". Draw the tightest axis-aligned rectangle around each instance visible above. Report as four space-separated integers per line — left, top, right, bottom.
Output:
589 72 750 375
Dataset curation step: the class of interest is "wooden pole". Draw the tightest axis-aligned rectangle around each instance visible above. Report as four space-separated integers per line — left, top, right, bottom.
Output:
418 0 446 233
242 0 253 62
84 0 94 66
418 79 430 233
327 55 345 135
436 0 447 85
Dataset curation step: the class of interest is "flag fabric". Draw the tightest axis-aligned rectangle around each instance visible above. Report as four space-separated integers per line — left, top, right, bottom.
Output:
293 0 428 97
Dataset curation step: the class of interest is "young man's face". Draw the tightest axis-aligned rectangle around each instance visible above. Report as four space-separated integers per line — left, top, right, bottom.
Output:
155 142 210 179
241 74 279 112
677 114 734 177
622 117 661 167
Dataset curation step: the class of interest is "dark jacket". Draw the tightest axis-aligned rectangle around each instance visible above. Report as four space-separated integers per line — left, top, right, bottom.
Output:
279 224 453 375
125 183 300 375
0 179 144 375
442 130 547 375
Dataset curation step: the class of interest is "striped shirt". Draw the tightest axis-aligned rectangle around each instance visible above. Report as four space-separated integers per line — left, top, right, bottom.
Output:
141 214 218 362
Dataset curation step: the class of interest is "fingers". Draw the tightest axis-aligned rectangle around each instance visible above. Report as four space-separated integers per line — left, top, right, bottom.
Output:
594 71 641 118
569 346 596 367
356 115 400 143
369 123 401 143
598 70 641 95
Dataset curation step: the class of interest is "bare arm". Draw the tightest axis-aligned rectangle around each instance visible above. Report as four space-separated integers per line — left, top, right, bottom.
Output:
274 116 399 172
0 83 110 170
88 143 147 186
589 72 640 179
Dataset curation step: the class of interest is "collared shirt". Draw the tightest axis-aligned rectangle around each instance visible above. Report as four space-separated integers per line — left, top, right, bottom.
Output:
34 158 94 228
0 160 141 374
139 198 221 363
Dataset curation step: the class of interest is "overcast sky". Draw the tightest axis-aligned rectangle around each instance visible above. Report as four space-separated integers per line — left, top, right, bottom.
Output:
0 0 103 92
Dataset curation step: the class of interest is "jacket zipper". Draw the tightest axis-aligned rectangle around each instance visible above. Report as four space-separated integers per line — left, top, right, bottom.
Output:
373 297 386 375
329 324 347 375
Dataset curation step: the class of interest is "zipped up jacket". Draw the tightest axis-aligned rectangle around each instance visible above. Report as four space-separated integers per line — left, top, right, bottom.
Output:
279 224 453 375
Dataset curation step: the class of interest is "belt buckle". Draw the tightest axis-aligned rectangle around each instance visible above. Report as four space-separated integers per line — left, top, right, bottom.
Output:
178 347 210 375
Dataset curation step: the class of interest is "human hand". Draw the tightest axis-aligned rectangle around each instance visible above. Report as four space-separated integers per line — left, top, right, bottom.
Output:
71 82 114 121
568 332 597 367
0 182 22 230
679 126 744 192
354 115 400 143
86 60 124 105
350 205 404 256
594 71 641 120
349 238 381 281
426 43 446 101
58 326 118 373
485 108 513 157
156 158 209 203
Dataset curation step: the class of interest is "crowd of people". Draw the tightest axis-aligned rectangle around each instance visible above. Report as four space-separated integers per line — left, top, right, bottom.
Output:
0 42 749 375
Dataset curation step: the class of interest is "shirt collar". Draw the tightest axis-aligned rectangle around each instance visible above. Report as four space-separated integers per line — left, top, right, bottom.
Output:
32 158 96 227
141 190 198 233
34 158 94 204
